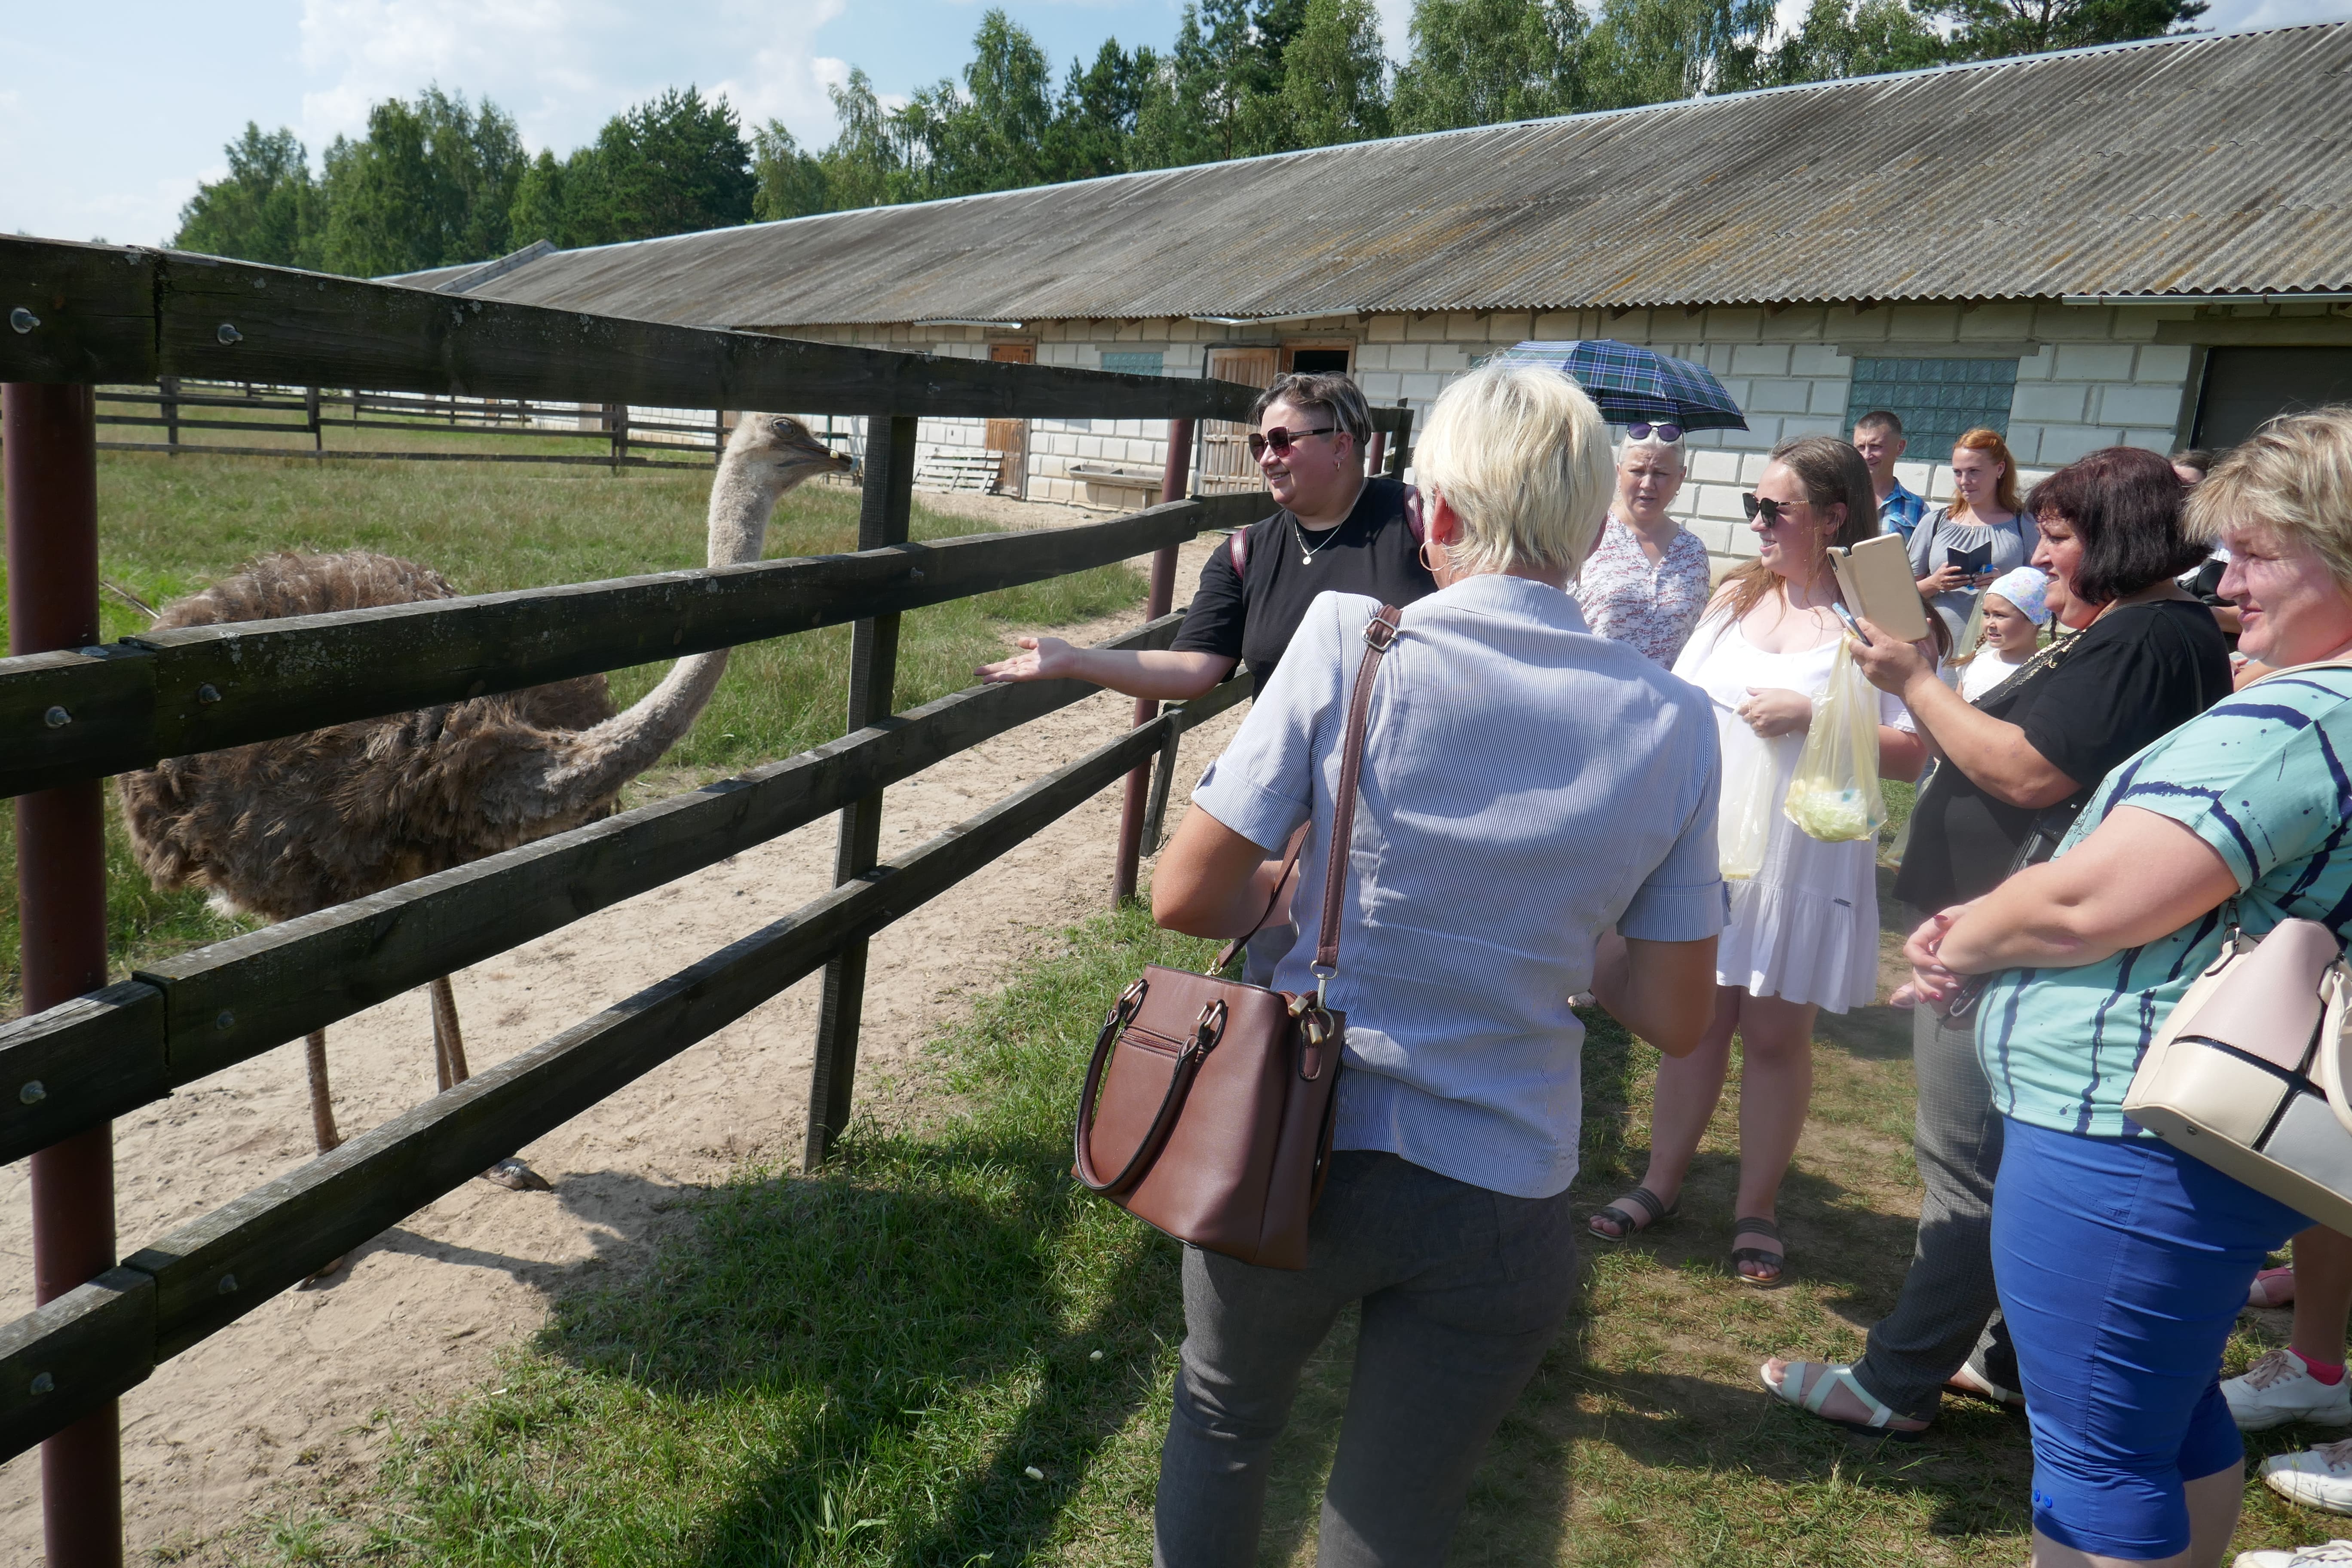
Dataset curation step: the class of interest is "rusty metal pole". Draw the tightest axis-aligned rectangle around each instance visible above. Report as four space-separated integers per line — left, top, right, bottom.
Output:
4 382 122 1566
1113 417 1196 904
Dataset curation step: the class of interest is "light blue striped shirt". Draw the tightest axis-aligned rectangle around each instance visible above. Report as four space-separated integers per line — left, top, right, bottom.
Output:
1980 665 2352 1136
1191 576 1726 1198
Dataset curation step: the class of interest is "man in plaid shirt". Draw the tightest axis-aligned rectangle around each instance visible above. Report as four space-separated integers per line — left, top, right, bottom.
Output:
1855 410 1927 541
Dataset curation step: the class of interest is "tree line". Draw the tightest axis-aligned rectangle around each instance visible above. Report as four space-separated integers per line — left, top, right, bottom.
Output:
173 0 2203 278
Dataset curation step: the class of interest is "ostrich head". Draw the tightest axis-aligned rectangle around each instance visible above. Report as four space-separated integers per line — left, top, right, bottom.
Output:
708 413 854 568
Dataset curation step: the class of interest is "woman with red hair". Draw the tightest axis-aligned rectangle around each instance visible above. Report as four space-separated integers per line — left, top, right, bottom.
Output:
1909 427 2035 643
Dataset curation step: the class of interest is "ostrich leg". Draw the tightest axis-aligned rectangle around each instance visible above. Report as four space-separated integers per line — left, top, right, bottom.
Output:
428 977 552 1192
305 1032 342 1152
305 1033 349 1279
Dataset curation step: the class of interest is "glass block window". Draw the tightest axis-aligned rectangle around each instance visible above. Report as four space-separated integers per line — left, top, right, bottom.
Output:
1843 357 2019 446
1101 350 1164 377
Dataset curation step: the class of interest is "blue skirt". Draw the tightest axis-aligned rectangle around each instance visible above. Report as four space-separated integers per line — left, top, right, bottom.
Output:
1993 1115 2310 1559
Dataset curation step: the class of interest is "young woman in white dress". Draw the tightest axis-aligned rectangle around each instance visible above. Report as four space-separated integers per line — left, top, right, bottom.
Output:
1589 436 1927 1285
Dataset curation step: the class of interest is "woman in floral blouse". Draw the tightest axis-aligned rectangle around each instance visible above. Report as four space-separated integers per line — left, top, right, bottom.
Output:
1573 426 1715 665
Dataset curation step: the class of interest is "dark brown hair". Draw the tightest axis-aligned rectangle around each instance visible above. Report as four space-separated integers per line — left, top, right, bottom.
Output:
1715 435 1880 621
2026 445 2208 606
1854 409 1905 438
1251 371 1372 448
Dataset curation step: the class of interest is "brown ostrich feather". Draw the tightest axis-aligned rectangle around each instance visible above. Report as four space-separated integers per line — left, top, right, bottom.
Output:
117 550 626 922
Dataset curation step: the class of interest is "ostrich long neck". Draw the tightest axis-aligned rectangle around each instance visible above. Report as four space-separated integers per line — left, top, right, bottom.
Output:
534 460 784 803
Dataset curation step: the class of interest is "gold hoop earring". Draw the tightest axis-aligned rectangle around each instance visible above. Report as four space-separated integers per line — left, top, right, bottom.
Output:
1418 537 1443 576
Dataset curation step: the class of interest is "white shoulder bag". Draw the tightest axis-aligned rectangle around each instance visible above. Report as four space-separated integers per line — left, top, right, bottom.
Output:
2122 658 2352 1227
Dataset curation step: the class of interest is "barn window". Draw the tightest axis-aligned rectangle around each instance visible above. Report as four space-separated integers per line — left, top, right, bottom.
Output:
1101 351 1164 376
1843 356 2019 445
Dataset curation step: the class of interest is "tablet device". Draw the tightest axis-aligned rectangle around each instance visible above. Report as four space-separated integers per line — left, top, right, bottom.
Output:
1827 533 1932 644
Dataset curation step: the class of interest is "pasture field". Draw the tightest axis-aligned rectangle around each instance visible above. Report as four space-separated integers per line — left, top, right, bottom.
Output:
0 445 1143 1013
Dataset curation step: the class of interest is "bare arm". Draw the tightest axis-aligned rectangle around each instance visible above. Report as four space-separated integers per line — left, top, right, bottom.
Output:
1937 805 2239 974
1849 617 2080 808
977 639 1236 701
1590 933 1719 1057
1153 802 1293 939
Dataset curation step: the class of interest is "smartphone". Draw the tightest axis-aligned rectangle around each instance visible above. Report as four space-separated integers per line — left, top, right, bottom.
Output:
1832 602 1872 646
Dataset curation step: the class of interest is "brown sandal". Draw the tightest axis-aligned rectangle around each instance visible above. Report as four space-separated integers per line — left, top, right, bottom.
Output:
1731 1216 1785 1287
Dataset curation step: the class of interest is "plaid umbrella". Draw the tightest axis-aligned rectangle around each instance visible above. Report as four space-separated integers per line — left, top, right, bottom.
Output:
1488 340 1749 432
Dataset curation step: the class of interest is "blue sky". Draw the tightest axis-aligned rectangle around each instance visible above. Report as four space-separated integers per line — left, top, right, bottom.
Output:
3 0 2344 249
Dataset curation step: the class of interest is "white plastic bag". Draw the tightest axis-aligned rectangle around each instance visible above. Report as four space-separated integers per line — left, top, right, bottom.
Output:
1718 728 1783 880
1783 638 1887 843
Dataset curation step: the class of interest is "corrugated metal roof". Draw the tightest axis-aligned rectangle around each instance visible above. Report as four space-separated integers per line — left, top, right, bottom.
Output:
429 24 2352 326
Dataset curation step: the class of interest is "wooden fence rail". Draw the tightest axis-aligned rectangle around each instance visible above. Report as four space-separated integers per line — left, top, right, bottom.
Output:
0 494 1265 801
0 611 1229 1165
1 237 1264 423
0 674 1248 1461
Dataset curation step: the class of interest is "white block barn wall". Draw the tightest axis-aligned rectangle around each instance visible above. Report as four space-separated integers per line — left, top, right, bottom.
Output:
774 300 2283 565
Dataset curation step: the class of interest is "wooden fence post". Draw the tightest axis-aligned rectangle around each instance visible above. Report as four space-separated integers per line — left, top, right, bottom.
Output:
803 413 916 1167
158 375 179 456
1387 398 1414 478
306 386 322 456
1113 417 1196 904
4 383 122 1566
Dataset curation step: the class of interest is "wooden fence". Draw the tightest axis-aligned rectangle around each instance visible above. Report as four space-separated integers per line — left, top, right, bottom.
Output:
0 233 1407 1557
91 380 738 469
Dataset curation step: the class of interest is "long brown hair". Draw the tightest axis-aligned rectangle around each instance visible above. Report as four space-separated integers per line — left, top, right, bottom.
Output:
1713 435 1879 622
1950 426 2022 521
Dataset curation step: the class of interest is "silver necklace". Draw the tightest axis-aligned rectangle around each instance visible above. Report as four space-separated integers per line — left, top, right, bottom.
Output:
1295 515 1344 565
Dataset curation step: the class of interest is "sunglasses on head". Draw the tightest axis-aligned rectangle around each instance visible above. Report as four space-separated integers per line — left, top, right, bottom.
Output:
1625 422 1684 443
1742 493 1802 525
1249 425 1337 459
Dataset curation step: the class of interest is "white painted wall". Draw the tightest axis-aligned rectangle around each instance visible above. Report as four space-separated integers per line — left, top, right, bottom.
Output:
769 300 2272 563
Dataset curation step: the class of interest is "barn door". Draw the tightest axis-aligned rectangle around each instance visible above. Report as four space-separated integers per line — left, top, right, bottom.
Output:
984 342 1034 497
1201 346 1279 496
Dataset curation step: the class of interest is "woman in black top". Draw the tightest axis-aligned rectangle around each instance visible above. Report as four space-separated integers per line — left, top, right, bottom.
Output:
1762 445 2226 1438
976 371 1436 698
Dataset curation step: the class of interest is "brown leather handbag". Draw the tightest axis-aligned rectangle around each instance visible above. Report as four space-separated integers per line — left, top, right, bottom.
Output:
1072 604 1401 1269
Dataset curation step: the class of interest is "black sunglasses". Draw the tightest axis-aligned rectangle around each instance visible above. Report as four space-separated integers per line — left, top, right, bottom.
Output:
1742 493 1802 525
1249 425 1338 459
1626 422 1684 443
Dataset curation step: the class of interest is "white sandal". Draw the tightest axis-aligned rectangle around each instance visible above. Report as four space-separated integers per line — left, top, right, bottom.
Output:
1760 1360 1927 1442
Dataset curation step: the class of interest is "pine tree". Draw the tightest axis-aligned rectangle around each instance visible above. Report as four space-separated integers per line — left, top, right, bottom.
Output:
172 124 323 267
1392 0 1587 133
561 87 756 245
1044 40 1152 183
1279 0 1392 148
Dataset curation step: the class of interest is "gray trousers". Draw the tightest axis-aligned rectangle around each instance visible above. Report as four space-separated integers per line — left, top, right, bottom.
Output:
1153 1151 1580 1568
1851 996 2017 1421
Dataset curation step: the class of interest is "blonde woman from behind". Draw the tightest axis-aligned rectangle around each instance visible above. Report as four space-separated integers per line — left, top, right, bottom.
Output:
1149 362 1725 1568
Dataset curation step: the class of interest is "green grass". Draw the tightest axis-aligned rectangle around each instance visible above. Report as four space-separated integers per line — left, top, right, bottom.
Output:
228 894 2341 1567
0 447 1142 1013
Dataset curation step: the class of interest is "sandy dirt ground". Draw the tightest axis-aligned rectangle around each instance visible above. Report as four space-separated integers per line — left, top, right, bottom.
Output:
0 496 1245 1561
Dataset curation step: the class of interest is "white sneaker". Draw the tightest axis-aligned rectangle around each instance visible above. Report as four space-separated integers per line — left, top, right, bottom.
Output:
2265 1440 2352 1515
2236 1542 2352 1567
2226 1349 2352 1431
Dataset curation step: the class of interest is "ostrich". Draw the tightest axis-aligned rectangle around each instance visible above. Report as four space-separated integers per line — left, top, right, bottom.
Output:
119 414 851 1194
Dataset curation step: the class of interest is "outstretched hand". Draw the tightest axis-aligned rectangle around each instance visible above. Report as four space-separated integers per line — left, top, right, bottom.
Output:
976 635 1075 684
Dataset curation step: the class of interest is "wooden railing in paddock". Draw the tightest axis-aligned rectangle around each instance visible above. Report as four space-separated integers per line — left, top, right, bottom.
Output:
0 233 1412 1562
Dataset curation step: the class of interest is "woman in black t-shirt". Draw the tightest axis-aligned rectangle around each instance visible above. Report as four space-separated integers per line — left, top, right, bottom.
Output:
976 372 1436 698
1763 446 2225 1439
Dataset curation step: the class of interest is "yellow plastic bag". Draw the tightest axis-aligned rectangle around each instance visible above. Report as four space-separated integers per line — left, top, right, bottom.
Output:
1718 729 1784 880
1782 639 1887 844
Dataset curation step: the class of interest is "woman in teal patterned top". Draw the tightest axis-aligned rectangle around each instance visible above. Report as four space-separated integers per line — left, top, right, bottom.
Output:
1909 409 2352 1568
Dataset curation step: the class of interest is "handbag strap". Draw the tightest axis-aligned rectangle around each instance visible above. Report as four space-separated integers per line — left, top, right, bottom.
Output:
1315 606 1403 986
1204 604 1404 986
